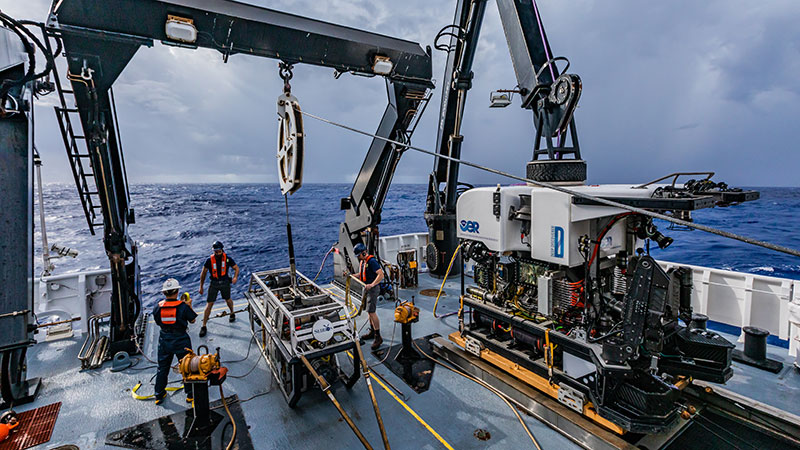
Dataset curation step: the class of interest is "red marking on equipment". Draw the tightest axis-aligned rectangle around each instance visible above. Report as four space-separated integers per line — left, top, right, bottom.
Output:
0 402 61 450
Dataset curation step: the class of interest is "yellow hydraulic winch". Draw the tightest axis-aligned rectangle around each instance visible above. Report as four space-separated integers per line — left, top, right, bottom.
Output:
394 299 422 362
179 345 222 381
178 345 235 446
394 301 419 324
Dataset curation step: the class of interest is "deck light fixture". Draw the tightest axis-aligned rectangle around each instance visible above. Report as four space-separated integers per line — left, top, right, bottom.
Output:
489 90 512 108
372 56 393 75
165 15 197 44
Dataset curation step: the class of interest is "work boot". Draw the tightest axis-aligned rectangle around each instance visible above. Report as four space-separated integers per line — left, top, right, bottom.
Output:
199 326 207 337
154 393 166 405
360 327 375 344
229 312 236 323
371 332 383 351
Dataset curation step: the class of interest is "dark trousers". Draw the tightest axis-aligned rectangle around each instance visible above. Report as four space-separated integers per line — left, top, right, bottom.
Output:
155 331 194 398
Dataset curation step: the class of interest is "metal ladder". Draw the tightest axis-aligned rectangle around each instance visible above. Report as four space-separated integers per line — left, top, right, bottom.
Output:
47 34 129 236
41 21 122 235
54 100 103 235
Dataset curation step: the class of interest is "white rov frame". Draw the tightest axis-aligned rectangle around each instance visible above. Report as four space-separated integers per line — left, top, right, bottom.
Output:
247 268 356 357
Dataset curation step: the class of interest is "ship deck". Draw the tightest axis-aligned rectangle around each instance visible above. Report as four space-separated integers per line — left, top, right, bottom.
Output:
22 272 800 449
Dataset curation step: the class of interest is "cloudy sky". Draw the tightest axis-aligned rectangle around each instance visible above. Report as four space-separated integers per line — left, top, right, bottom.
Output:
4 0 799 186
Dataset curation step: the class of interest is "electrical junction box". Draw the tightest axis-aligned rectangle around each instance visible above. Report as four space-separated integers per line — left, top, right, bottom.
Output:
458 184 655 266
456 185 529 253
530 185 643 267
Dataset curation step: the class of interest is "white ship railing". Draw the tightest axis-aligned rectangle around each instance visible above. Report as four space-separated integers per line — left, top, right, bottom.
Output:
377 232 430 271
35 269 112 341
659 261 799 357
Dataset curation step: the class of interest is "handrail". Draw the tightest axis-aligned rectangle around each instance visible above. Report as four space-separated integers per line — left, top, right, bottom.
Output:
635 171 715 189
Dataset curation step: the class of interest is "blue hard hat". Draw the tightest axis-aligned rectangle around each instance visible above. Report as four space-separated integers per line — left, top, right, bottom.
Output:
353 243 367 255
212 241 224 250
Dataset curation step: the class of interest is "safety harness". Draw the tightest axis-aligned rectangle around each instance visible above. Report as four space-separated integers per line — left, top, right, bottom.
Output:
158 299 182 325
210 252 227 279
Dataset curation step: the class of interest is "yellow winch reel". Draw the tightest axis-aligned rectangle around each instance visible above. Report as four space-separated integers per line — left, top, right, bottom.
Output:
394 301 419 324
179 345 220 382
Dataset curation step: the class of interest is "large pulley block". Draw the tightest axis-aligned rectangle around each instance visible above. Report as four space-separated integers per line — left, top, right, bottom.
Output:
276 92 304 195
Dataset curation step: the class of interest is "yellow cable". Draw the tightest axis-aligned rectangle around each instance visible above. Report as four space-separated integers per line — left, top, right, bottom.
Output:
545 329 552 369
345 275 361 318
345 351 454 450
219 384 237 450
327 286 359 319
433 244 462 319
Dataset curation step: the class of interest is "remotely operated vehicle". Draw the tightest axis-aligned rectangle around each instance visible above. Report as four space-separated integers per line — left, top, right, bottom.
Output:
455 179 758 432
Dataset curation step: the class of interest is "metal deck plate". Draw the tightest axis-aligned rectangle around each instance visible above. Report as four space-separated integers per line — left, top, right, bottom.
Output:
0 402 60 450
372 334 438 393
664 409 797 450
105 396 253 450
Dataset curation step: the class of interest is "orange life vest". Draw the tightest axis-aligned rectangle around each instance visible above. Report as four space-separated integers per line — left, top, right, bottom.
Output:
210 252 227 279
359 255 374 282
158 299 182 325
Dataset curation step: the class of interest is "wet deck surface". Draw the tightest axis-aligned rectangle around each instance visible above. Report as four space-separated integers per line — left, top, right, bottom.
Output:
21 272 800 449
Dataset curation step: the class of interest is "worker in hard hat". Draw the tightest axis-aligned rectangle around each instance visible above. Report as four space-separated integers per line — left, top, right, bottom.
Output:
153 278 197 405
198 241 240 337
355 243 385 350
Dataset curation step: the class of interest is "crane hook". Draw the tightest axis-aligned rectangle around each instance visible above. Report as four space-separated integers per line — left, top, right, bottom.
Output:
279 62 294 94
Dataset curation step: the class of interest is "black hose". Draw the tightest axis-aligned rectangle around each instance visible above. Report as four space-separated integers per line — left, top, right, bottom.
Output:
0 16 36 107
14 20 56 81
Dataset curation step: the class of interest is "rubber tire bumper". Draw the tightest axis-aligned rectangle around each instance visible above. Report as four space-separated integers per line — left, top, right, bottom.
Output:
526 160 587 182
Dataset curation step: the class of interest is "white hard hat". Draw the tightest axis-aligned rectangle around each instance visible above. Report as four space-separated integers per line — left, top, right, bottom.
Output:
161 278 181 292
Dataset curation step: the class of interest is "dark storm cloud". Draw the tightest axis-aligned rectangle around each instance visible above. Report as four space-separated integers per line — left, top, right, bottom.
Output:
4 0 798 186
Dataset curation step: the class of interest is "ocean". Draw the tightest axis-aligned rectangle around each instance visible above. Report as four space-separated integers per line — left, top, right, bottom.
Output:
34 184 800 309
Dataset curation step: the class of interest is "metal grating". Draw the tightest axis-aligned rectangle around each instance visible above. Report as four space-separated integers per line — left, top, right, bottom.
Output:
0 402 61 450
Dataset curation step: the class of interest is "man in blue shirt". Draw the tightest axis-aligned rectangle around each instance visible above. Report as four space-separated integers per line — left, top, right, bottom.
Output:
354 243 385 350
153 278 198 405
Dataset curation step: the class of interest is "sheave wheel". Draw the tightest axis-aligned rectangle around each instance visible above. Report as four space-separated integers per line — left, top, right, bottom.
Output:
277 92 304 195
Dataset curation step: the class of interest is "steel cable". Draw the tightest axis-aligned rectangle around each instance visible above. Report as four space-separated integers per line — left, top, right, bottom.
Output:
298 110 800 259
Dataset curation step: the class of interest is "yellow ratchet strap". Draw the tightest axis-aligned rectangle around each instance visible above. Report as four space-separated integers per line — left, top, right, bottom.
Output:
131 382 184 400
